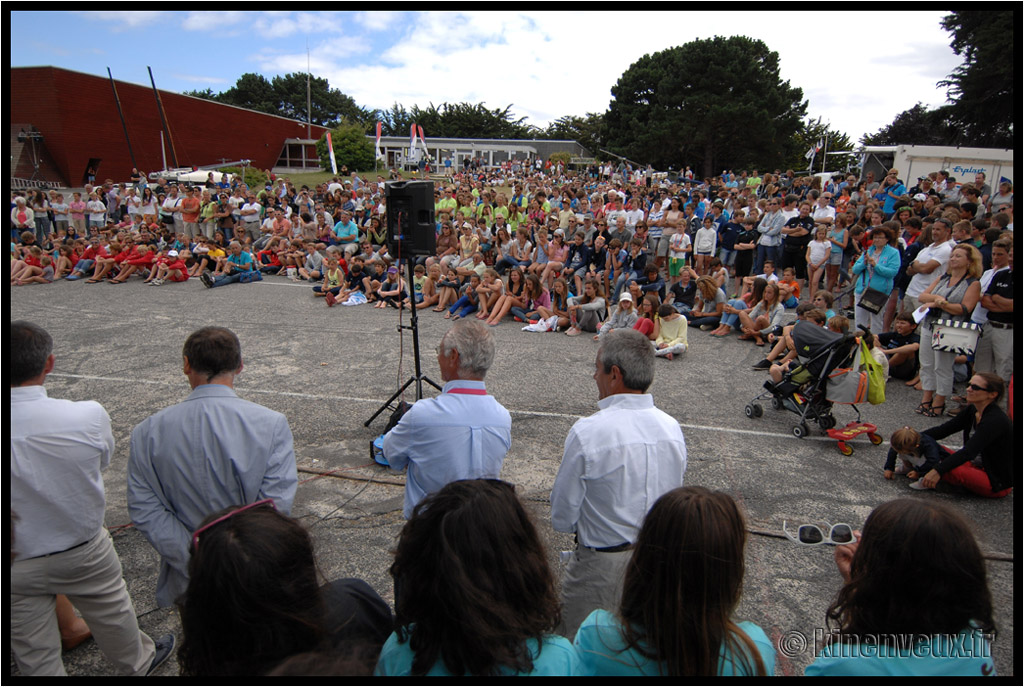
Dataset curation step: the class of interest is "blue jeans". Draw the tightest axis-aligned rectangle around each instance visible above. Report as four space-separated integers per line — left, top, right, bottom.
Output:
612 270 637 301
509 306 538 322
495 257 529 274
720 248 736 267
449 295 478 318
211 272 243 288
754 244 777 275
672 303 692 316
719 299 748 329
687 314 721 328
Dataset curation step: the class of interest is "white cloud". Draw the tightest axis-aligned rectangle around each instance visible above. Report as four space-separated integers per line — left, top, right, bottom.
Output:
182 10 344 40
75 10 165 30
170 10 960 142
351 11 402 32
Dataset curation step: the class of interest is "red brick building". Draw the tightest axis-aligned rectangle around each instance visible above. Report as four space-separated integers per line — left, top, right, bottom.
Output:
11 66 330 187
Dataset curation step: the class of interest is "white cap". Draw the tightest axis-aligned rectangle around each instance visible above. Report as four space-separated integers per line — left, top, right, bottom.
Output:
167 250 178 257
619 292 633 303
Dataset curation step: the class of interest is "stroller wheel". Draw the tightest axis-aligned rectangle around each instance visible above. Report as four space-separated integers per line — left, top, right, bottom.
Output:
792 423 809 439
745 403 763 419
819 414 837 431
771 396 783 411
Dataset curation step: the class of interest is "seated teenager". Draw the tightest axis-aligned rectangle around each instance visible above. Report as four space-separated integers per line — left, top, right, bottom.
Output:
484 266 527 325
733 282 785 346
686 276 726 330
575 487 774 676
376 480 579 676
535 277 572 331
179 502 392 677
565 278 607 337
664 266 698 315
877 313 921 382
806 499 997 676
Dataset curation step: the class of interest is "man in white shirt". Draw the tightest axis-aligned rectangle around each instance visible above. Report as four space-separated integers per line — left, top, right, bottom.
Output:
239 194 263 244
550 328 688 638
812 192 836 228
11 321 174 677
904 218 954 313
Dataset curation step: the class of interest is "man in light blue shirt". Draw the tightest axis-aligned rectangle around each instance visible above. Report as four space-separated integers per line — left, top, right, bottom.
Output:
332 210 360 258
382 320 512 518
128 327 297 607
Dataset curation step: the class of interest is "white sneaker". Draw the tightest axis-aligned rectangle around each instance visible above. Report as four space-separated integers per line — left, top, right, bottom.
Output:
908 479 930 490
894 463 910 475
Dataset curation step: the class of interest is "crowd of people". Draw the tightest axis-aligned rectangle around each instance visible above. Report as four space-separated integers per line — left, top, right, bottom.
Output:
10 162 1015 435
12 315 1008 677
10 159 1014 676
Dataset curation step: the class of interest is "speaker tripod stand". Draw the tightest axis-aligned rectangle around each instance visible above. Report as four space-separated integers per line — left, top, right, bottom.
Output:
363 257 442 427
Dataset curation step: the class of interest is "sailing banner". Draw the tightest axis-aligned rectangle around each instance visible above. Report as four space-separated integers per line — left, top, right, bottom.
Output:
326 133 338 175
375 122 384 160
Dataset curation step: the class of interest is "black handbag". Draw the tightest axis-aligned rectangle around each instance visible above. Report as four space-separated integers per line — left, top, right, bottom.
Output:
857 263 889 314
858 286 889 314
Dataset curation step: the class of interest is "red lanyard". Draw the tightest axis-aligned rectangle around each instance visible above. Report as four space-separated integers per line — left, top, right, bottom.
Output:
447 388 487 396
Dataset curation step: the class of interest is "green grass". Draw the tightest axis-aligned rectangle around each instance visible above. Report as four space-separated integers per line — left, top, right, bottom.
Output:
280 168 439 187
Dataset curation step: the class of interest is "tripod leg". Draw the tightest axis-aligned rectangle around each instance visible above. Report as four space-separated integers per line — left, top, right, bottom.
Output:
364 376 418 427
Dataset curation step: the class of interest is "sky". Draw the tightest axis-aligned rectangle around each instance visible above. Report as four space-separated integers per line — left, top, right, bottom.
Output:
10 10 964 144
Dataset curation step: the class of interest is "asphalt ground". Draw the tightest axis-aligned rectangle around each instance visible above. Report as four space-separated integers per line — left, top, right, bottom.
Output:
9 272 1015 677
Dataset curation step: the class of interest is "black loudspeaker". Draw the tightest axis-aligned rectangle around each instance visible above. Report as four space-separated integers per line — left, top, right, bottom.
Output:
385 180 436 258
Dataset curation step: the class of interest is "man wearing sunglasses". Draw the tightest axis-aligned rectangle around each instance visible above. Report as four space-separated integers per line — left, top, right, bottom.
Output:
11 321 175 676
127 326 298 608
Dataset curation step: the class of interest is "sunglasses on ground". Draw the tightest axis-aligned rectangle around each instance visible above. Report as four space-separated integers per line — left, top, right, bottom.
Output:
782 520 855 546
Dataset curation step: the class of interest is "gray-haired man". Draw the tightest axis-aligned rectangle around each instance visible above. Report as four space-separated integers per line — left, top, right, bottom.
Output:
382 320 512 518
550 328 688 637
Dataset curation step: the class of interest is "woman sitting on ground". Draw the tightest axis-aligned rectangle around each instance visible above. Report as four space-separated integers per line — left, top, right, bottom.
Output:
710 277 768 337
912 372 1012 498
565 278 607 337
510 273 550 323
415 264 442 310
806 498 997 676
484 266 527 326
733 281 785 346
575 486 774 676
632 293 661 341
377 480 579 676
535 277 572 331
686 276 727 330
179 501 393 676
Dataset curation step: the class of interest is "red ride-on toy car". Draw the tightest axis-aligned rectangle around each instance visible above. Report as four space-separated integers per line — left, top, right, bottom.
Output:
827 421 883 456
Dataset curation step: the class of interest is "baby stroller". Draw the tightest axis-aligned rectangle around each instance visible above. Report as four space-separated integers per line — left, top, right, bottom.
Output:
745 321 881 452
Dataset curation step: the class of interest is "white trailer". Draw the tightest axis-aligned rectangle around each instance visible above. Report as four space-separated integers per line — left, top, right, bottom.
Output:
856 145 1013 187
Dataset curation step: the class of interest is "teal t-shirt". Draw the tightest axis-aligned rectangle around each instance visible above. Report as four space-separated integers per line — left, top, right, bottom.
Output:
805 628 995 677
375 630 581 676
574 609 775 676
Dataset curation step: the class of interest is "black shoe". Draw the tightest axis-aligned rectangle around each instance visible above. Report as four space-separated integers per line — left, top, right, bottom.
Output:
146 633 176 676
200 272 213 288
751 358 773 371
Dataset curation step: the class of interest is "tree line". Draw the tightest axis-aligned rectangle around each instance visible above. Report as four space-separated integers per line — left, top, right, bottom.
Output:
186 11 1010 174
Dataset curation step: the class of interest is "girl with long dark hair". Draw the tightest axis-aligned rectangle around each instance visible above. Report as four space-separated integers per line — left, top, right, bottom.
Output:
807 498 996 675
575 487 773 676
377 480 578 676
